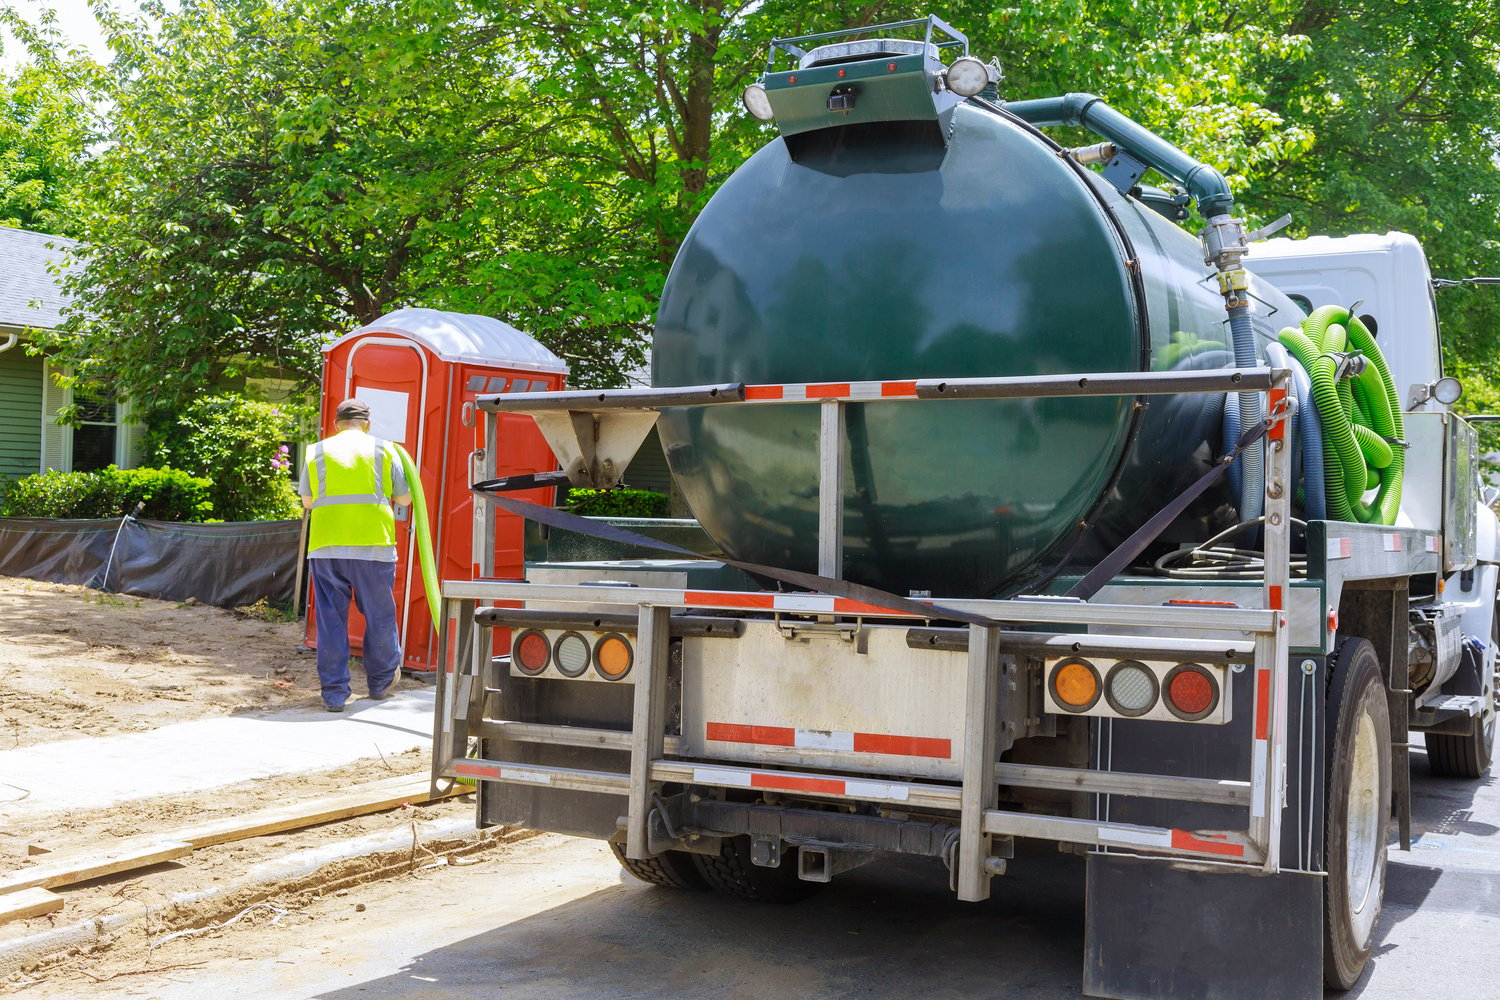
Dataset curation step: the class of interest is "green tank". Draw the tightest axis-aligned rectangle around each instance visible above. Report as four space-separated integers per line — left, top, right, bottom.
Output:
653 44 1296 599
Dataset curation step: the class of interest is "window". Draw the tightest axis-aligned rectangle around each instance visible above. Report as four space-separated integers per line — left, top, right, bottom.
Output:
71 387 118 472
40 361 144 473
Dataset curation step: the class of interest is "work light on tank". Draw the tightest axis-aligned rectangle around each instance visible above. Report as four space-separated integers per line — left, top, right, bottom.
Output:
742 83 774 121
944 56 989 97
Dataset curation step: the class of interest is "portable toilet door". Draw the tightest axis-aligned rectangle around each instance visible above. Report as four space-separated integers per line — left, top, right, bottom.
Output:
307 308 568 673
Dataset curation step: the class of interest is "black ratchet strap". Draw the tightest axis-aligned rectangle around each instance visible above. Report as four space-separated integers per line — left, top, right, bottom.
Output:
469 482 1000 627
1065 413 1276 602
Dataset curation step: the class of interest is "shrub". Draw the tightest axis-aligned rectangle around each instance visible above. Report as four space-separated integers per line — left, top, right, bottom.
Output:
565 487 670 518
147 393 310 521
0 466 215 521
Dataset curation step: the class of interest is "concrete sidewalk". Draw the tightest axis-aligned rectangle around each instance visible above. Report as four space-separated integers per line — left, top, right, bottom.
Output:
0 691 435 817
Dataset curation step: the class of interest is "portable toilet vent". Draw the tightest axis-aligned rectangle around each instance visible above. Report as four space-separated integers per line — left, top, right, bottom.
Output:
306 307 568 672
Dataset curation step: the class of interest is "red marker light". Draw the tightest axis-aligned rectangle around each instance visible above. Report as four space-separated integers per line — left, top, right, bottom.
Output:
788 75 797 84
837 69 846 77
888 62 897 71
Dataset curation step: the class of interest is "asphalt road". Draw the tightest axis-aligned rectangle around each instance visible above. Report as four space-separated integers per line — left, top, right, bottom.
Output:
125 744 1500 1000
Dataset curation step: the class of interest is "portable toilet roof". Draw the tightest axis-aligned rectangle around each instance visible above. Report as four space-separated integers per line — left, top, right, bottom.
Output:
325 307 569 375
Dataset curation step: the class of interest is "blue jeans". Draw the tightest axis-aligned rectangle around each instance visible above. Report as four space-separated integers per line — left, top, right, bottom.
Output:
310 558 400 706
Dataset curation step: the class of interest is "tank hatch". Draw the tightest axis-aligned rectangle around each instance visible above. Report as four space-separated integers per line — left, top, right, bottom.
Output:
742 15 1000 142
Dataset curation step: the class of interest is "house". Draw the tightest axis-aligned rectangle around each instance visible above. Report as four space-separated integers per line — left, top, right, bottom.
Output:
0 225 145 481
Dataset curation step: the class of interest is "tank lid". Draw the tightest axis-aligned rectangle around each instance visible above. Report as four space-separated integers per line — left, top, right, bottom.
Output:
798 38 938 69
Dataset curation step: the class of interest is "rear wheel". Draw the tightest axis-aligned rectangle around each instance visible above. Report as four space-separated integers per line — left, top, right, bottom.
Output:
1324 638 1392 991
609 842 710 890
1423 616 1497 779
692 836 823 903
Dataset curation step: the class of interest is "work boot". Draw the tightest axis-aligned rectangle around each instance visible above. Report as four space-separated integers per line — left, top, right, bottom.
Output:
369 681 398 701
323 701 345 713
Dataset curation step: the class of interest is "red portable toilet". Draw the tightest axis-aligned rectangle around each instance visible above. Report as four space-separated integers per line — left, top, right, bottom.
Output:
306 307 568 672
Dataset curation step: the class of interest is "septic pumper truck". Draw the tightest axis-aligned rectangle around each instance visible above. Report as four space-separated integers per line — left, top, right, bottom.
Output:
432 17 1498 999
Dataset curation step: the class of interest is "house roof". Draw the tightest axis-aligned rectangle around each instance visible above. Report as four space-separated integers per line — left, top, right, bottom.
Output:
328 307 569 374
0 226 77 332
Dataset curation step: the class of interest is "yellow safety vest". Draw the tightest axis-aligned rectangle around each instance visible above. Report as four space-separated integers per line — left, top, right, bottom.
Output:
306 429 398 554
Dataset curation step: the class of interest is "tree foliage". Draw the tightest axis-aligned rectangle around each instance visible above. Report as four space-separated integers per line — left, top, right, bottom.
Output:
10 0 1500 428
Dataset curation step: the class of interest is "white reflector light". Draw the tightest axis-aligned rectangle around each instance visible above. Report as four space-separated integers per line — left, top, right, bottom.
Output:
1105 660 1158 716
554 632 591 677
743 83 774 121
944 56 989 97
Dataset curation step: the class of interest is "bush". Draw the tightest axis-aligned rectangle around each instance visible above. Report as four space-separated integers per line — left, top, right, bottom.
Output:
147 393 310 521
565 487 670 518
0 466 215 521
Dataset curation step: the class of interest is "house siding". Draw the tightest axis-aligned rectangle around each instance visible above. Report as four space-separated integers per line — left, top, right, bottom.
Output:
0 347 42 482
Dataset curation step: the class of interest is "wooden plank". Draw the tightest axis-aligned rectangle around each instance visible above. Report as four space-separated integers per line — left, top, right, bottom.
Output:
0 774 465 897
0 840 192 896
170 774 465 850
0 887 63 925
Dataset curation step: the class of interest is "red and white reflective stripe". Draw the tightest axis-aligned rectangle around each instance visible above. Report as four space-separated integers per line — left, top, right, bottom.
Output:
453 760 552 785
1383 533 1403 552
1327 537 1353 560
744 380 921 402
682 590 910 617
1094 824 1247 859
1425 535 1441 554
1267 387 1288 441
1250 666 1271 819
707 721 953 759
690 765 910 802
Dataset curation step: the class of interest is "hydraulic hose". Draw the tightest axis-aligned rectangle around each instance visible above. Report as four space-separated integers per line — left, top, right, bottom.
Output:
1276 305 1404 525
1265 342 1326 521
1227 305 1265 524
393 443 441 625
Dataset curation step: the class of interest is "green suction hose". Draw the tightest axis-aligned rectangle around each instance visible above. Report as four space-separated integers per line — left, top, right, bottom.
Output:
392 443 441 626
1276 305 1405 525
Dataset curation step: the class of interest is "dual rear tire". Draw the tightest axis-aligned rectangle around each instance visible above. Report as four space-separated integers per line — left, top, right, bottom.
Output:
612 835 822 903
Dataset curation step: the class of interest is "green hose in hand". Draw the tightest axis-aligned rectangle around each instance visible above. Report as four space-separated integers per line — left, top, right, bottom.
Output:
393 443 441 625
1276 305 1404 525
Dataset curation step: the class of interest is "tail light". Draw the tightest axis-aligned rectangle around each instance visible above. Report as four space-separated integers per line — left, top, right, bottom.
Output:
1164 664 1219 721
594 633 634 680
513 630 550 675
1049 657 1101 712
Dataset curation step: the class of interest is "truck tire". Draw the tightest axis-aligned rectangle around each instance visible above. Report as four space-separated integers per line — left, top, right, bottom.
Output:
691 836 823 903
1324 638 1392 991
1423 617 1496 779
609 842 710 890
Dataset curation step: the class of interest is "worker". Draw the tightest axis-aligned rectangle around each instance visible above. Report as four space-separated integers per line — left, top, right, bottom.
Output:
298 398 412 712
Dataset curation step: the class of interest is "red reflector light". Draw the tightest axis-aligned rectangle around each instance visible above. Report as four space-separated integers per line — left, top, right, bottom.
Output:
837 68 846 77
514 630 550 675
888 62 897 71
1165 664 1218 720
788 75 797 84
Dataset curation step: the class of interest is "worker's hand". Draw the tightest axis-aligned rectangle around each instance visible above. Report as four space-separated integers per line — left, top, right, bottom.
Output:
301 496 315 510
394 493 413 507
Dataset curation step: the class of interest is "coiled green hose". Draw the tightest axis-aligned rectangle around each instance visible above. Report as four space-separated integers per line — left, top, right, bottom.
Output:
1276 305 1404 524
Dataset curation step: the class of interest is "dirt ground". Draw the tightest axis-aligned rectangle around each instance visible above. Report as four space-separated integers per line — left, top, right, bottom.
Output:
0 576 326 752
0 575 503 993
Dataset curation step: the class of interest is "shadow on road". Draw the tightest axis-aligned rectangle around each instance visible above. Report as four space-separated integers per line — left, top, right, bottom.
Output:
316 843 1089 1000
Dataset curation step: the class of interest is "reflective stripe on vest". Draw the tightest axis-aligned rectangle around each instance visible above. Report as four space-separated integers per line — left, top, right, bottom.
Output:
307 430 397 553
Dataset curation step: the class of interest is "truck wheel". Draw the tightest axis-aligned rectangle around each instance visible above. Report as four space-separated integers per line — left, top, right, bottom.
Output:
692 836 823 903
1324 638 1392 991
1423 618 1496 779
609 842 710 890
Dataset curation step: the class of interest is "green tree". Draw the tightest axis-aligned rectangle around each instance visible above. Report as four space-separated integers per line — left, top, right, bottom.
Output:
0 63 94 234
148 392 308 521
30 0 584 417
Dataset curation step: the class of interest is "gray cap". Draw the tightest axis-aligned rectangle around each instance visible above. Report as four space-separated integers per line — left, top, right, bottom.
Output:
335 398 371 422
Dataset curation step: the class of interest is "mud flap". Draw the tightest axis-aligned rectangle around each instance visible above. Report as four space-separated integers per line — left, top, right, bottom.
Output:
1084 853 1322 1000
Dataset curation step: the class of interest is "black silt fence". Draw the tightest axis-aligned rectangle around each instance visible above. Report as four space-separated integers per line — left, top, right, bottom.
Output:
0 516 301 608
